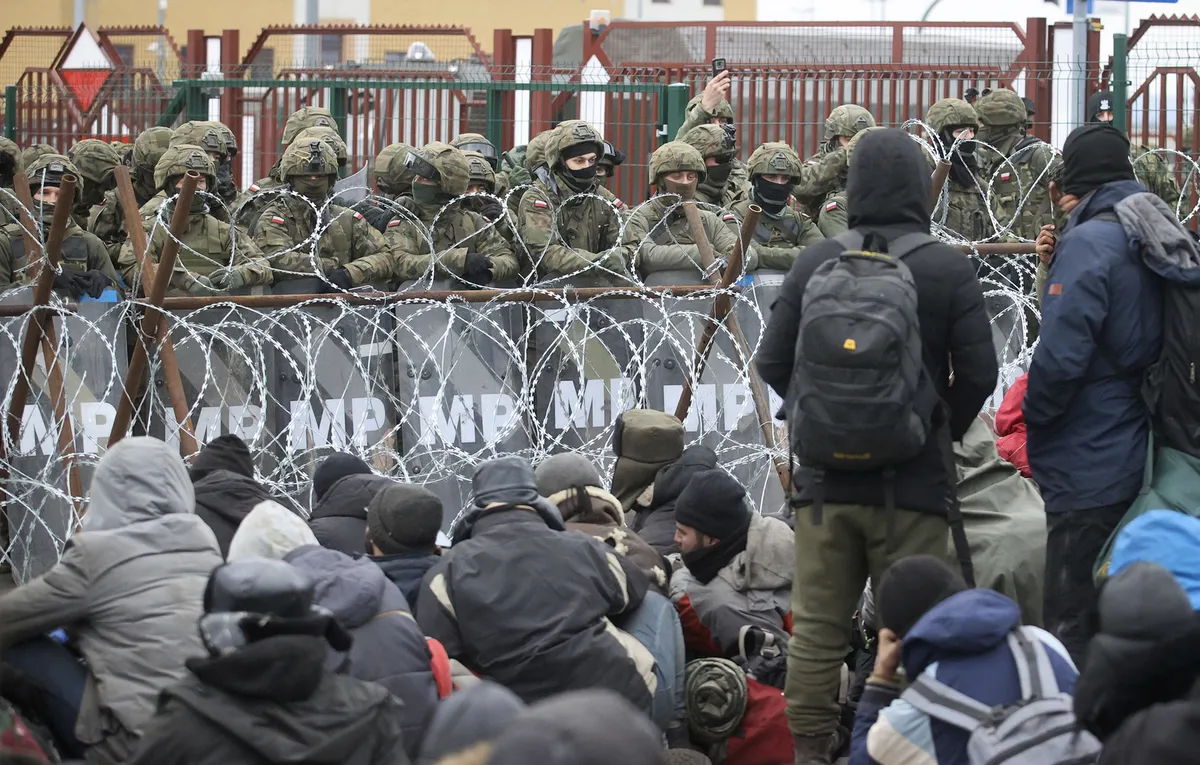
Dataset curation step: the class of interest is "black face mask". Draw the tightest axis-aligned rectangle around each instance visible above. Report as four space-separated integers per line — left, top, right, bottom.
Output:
291 177 331 203
133 165 158 203
706 161 733 187
753 177 791 216
564 164 598 192
216 161 236 201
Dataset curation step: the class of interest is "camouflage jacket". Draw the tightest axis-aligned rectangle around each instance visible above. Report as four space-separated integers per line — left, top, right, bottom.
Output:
378 198 521 285
233 174 286 232
119 209 271 295
1131 145 1181 212
516 173 624 281
253 195 394 287
675 99 727 140
1 187 23 226
977 129 1059 242
936 181 994 242
88 189 132 264
726 198 823 271
793 148 848 217
1 220 120 291
695 163 751 210
621 197 745 279
816 192 849 238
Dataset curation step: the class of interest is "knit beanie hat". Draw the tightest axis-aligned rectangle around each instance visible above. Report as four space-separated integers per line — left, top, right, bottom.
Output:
876 555 968 638
367 483 444 554
190 433 255 482
674 469 750 540
1061 124 1136 198
535 452 604 498
313 452 372 501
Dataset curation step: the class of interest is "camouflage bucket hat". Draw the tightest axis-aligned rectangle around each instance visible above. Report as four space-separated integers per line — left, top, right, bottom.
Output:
171 121 225 156
293 126 348 165
281 106 337 146
20 144 57 170
926 98 980 133
154 143 218 190
747 142 803 179
375 142 416 193
680 123 736 161
462 150 497 191
687 92 735 122
974 88 1028 128
25 153 81 205
548 120 604 169
823 104 876 142
0 137 20 172
649 141 707 185
451 132 499 169
67 138 122 186
413 142 470 196
133 126 175 170
279 138 340 179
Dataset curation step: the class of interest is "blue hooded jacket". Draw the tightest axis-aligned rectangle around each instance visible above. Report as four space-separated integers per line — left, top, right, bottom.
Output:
1111 509 1200 610
849 589 1078 765
1024 180 1163 513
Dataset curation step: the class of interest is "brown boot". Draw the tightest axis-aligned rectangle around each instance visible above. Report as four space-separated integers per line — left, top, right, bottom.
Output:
792 733 834 765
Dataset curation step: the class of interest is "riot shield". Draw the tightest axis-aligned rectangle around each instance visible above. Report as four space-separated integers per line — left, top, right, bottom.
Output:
1 288 128 583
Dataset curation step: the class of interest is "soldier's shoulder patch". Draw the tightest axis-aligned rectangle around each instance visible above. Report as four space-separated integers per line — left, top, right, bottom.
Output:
270 216 285 225
354 211 364 220
825 200 840 211
613 198 624 208
999 172 1012 182
1048 283 1062 296
533 200 549 209
722 213 738 222
387 219 403 228
249 184 260 192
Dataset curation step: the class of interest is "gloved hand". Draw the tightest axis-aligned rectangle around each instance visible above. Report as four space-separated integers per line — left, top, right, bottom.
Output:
186 274 215 295
360 203 396 233
593 249 630 278
209 266 248 291
476 197 505 221
323 267 354 292
81 270 113 298
463 251 494 286
52 271 91 299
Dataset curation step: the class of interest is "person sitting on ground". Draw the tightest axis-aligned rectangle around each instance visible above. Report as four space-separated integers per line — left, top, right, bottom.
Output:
670 469 795 658
227 500 319 561
631 444 719 557
536 451 670 595
610 409 686 514
284 543 438 759
366 483 445 612
189 434 275 557
849 555 1087 765
416 681 526 765
0 437 222 764
416 456 658 715
127 558 410 765
307 451 395 556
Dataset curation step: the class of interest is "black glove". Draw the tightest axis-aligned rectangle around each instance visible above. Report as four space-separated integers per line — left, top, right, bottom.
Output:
52 271 91 300
81 270 113 298
360 203 396 233
323 267 354 292
477 197 504 221
463 251 494 286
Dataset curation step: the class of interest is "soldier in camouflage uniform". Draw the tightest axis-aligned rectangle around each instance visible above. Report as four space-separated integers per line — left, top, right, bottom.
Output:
503 129 554 211
67 138 122 229
793 105 876 216
251 138 396 291
1087 90 1181 212
20 144 56 172
89 126 174 262
622 141 743 280
0 137 22 225
234 106 338 229
974 88 1059 242
926 98 993 242
725 143 824 270
462 149 515 244
119 144 271 296
674 86 735 140
171 121 239 208
516 121 628 282
1 154 119 295
679 123 749 209
209 121 240 204
381 142 520 286
596 139 626 191
815 126 884 238
451 133 510 199
356 142 416 233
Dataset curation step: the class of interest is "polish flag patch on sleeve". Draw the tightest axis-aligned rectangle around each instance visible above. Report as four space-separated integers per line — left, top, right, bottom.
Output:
825 201 839 211
614 199 624 208
533 200 549 209
270 216 285 225
249 184 260 192
354 211 364 220
722 214 737 222
1000 172 1012 181
387 219 402 228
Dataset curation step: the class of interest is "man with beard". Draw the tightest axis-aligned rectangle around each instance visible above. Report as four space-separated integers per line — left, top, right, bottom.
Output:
926 98 992 242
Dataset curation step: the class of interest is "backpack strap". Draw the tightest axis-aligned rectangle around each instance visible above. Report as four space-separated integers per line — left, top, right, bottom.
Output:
1005 627 1062 699
901 671 996 733
886 232 939 260
833 230 865 252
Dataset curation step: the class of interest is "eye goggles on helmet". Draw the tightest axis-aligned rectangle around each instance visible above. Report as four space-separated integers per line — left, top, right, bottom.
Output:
601 141 626 167
300 141 328 174
458 142 498 169
404 152 442 182
720 123 737 151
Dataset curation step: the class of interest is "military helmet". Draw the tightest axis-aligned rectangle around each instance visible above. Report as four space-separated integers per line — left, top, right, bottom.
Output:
375 142 416 194
208 121 238 158
598 140 626 171
648 141 707 185
133 127 175 171
548 120 604 169
155 143 218 191
67 138 122 187
405 141 470 196
171 121 225 156
0 137 20 172
823 105 876 143
278 138 340 180
925 98 979 133
281 106 337 146
974 88 1027 128
451 133 498 170
687 92 735 122
21 144 57 169
526 129 554 172
293 126 348 166
680 123 737 161
25 153 81 205
846 125 885 154
747 142 803 180
462 150 497 193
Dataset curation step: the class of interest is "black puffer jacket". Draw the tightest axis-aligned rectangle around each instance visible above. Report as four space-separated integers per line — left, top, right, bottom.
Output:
756 128 998 514
193 470 274 557
629 445 718 556
307 474 395 555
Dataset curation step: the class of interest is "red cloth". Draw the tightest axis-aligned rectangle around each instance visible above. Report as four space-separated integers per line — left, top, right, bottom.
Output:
675 594 725 658
426 638 454 699
995 373 1032 479
725 678 794 765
